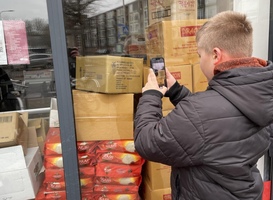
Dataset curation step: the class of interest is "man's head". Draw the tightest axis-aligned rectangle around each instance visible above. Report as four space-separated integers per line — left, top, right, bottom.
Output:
196 11 253 80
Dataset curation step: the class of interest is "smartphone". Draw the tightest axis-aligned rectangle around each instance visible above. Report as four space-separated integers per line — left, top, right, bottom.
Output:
150 57 167 87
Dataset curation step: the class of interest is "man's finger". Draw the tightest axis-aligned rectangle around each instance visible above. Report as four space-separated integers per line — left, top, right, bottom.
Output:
148 69 157 82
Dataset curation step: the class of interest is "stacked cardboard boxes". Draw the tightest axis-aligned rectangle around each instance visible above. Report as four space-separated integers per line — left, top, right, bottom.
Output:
145 19 207 66
144 19 209 99
73 90 134 141
73 90 144 198
44 64 145 198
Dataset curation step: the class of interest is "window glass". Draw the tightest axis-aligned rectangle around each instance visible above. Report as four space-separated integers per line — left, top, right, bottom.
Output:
0 0 233 116
0 0 52 118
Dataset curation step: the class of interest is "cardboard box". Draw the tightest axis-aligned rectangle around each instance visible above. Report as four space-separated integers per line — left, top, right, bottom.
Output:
76 55 143 93
192 63 208 92
0 146 43 200
49 98 59 127
128 44 147 55
143 161 171 190
72 90 134 141
145 19 207 66
28 118 49 155
0 112 28 155
148 0 197 25
142 180 172 200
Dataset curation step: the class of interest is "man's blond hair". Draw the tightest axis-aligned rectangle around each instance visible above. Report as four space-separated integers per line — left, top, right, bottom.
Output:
196 11 253 57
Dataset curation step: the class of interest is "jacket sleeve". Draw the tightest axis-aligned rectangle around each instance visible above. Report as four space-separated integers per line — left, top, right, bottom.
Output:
134 93 204 167
165 81 192 106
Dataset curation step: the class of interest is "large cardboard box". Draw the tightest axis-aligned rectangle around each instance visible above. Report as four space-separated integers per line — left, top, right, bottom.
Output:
0 146 43 200
143 64 192 111
76 55 143 93
143 161 171 190
73 90 134 141
0 112 28 154
142 180 172 200
145 19 207 66
148 0 197 25
192 63 208 92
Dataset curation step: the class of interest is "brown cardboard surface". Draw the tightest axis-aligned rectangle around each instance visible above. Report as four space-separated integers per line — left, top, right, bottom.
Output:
192 63 208 93
28 118 49 155
142 180 172 200
0 112 19 147
75 118 134 141
143 161 171 190
76 55 143 93
148 0 197 26
0 112 28 155
73 90 134 141
145 19 207 66
27 127 38 148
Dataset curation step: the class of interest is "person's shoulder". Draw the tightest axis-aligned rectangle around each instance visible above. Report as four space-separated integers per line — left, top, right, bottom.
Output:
189 89 219 101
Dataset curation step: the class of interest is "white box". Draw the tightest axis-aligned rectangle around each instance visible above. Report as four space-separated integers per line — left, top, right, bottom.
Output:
0 146 43 200
0 145 25 173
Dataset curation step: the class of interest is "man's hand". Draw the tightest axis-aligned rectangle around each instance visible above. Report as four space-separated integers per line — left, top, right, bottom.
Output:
142 69 168 95
165 67 176 90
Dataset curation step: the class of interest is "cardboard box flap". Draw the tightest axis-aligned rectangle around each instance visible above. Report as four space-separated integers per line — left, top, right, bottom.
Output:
27 127 38 148
28 118 42 129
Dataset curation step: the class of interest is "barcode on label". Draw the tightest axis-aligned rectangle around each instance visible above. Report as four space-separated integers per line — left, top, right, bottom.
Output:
0 116 12 123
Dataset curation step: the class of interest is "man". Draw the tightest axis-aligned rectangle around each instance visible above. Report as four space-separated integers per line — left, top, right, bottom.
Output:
134 11 273 200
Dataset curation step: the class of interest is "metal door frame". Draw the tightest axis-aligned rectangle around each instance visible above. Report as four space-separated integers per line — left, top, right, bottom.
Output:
46 0 81 199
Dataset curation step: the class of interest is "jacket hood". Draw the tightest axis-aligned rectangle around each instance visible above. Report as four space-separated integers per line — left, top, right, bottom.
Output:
209 61 273 127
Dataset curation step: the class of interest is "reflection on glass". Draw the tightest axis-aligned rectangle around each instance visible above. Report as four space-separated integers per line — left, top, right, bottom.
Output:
0 0 233 114
0 0 53 115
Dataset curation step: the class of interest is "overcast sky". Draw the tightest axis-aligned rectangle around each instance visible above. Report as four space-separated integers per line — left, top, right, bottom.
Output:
0 0 137 21
0 0 48 20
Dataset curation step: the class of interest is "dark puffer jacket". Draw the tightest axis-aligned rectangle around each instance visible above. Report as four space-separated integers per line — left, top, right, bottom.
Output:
134 61 273 200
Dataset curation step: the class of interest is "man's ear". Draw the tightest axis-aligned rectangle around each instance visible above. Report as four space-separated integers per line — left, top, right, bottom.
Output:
213 48 222 64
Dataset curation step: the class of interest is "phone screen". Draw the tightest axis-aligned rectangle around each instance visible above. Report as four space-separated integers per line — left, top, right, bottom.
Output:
150 57 166 87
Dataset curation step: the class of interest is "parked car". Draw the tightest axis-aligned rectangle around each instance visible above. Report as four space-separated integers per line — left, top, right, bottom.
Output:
25 53 53 69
